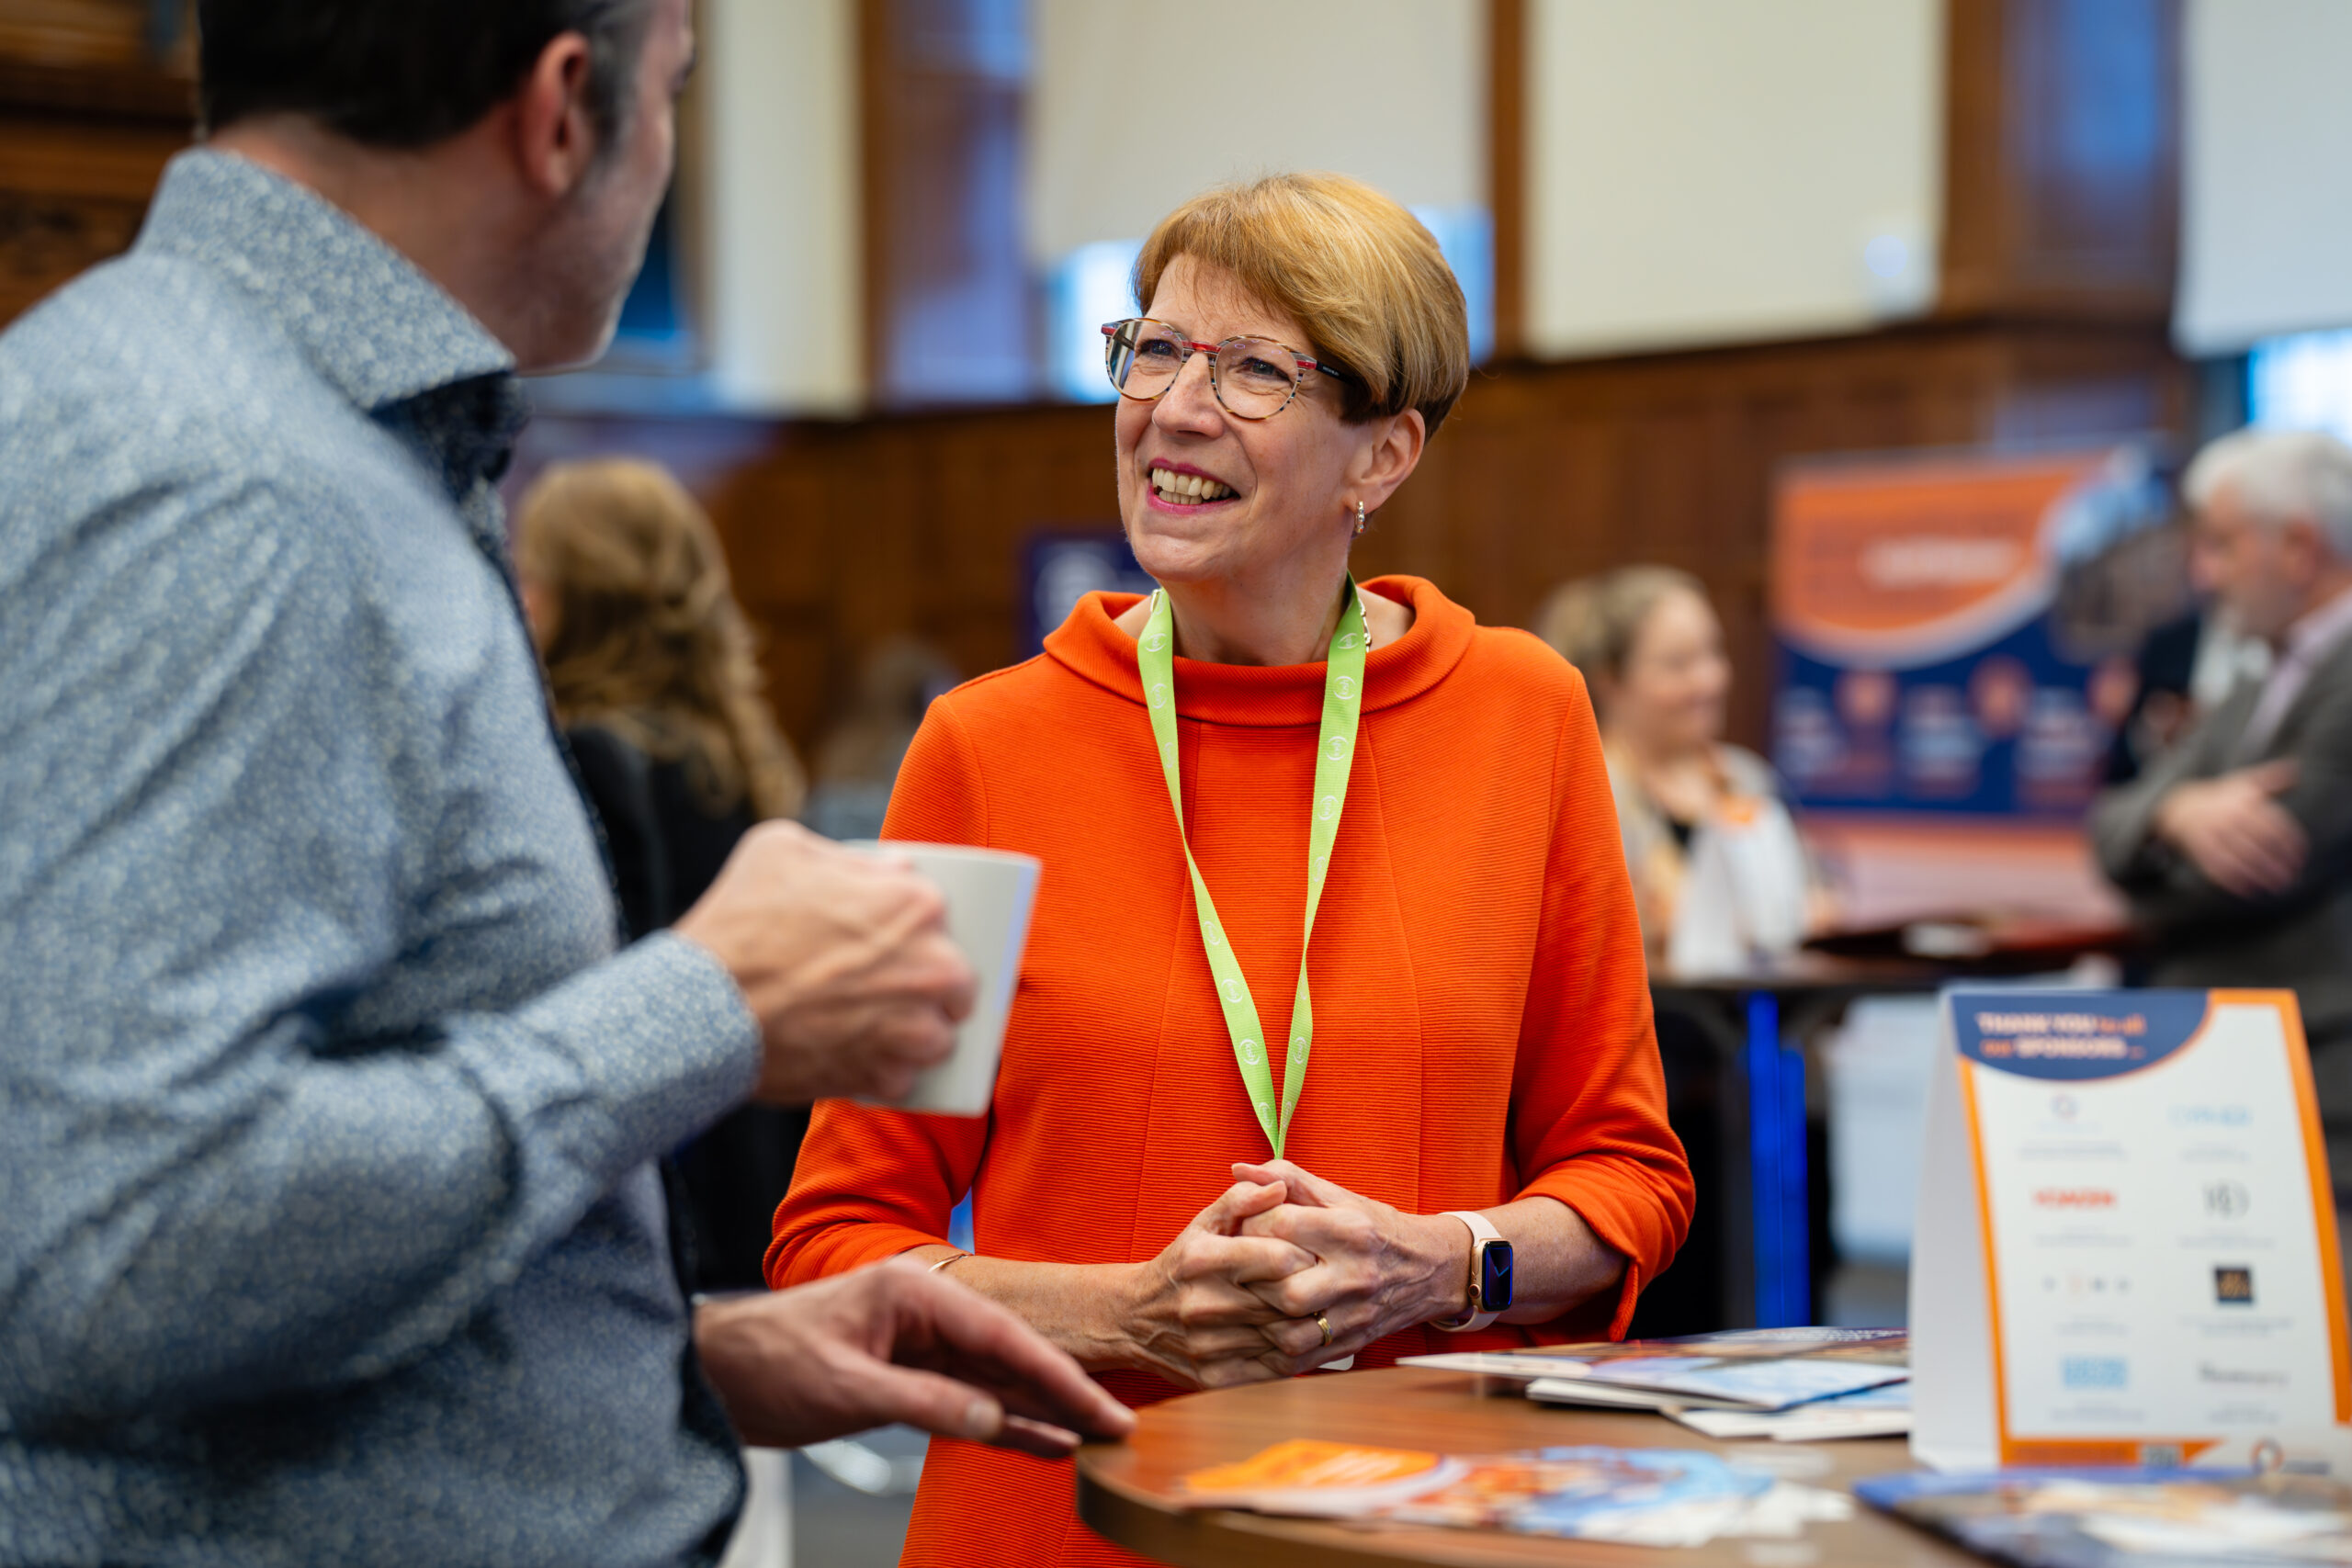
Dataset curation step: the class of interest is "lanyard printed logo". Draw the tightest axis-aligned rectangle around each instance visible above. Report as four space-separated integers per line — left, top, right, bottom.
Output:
1136 581 1368 1156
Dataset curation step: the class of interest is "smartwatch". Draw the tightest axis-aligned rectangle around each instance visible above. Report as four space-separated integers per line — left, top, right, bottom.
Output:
1432 1211 1513 1332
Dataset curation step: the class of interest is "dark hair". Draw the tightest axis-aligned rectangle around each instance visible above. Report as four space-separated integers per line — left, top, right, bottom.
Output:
198 0 655 150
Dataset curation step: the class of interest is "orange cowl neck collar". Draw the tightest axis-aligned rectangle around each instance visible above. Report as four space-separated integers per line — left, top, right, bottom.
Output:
1043 573 1479 728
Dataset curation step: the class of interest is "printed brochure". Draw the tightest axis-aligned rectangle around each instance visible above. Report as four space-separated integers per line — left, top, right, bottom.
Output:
1857 1468 2352 1566
1177 1439 1851 1548
1404 1326 1908 1413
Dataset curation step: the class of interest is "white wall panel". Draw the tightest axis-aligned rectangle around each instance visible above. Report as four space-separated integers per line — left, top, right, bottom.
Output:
1027 0 1484 262
703 0 863 413
1525 0 1943 360
2177 0 2352 355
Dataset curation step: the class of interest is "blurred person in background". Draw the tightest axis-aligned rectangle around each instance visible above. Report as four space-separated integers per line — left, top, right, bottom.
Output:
516 456 812 1293
0 2 1130 1562
1539 566 1832 971
772 172 1692 1567
803 636 962 842
2102 534 2270 785
2092 428 2352 1294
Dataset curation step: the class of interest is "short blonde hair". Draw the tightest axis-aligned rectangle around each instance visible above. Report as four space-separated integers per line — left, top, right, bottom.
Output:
515 457 806 822
1134 171 1471 436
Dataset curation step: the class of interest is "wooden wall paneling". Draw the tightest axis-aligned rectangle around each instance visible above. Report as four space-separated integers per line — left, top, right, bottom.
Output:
762 426 881 746
1941 0 2009 314
0 0 194 119
857 0 888 399
2008 0 2178 310
664 400 1116 749
0 0 191 71
0 112 182 322
859 0 1035 407
1486 0 1526 363
833 423 925 659
0 1 194 333
1986 321 2191 443
533 310 2192 764
1939 0 2179 319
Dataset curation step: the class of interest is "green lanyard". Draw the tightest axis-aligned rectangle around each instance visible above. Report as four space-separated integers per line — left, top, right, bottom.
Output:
1137 580 1368 1157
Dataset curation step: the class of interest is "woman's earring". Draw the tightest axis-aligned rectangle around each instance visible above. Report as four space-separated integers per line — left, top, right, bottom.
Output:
1353 500 1368 537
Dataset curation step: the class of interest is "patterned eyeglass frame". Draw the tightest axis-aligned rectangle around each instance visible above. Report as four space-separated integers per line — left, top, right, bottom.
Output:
1100 317 1353 421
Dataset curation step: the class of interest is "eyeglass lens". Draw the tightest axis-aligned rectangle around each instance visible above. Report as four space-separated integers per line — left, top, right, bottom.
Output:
1104 321 1303 418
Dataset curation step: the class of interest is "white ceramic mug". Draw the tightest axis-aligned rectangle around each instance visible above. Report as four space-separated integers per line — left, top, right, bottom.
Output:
844 840 1041 1117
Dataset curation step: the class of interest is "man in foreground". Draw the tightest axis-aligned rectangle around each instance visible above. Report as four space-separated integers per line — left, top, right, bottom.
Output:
2092 427 2352 1302
0 2 1128 1563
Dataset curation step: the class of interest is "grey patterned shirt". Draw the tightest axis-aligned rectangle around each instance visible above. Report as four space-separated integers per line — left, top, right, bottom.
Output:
0 151 762 1566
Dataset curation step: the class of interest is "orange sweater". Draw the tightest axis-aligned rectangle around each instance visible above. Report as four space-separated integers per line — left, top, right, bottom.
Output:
769 577 1692 1567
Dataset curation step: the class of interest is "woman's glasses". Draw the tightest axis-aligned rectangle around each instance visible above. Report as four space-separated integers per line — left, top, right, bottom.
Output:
1100 318 1351 421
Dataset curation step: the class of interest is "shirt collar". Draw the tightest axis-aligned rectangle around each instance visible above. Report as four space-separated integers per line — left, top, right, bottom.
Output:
2279 581 2352 670
135 149 518 413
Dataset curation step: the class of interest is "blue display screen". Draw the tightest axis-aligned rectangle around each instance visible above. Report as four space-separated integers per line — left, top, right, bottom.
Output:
1480 1243 1514 1313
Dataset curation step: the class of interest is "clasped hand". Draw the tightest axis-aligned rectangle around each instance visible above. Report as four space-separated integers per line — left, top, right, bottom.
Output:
1122 1162 1464 1389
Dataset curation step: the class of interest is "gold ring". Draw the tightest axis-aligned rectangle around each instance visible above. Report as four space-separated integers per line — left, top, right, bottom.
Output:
1315 1312 1334 1348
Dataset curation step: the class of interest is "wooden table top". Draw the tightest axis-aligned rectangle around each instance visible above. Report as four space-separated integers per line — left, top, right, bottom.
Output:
1076 1368 1975 1568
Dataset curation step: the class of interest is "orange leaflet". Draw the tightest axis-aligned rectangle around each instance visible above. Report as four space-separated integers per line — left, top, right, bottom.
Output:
1179 1439 1445 1497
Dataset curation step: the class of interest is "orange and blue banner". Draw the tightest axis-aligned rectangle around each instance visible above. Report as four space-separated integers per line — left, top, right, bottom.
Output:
1772 446 2172 818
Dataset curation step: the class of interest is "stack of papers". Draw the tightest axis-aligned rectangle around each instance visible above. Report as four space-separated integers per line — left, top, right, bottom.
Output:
1175 1438 1853 1548
1668 1381 1912 1442
1404 1327 1908 1424
1856 1468 2352 1566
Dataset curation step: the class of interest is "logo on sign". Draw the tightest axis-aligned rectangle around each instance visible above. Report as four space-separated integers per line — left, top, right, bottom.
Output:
2032 1188 2115 1209
2062 1357 2127 1390
2214 1266 2256 1305
2203 1181 2251 1221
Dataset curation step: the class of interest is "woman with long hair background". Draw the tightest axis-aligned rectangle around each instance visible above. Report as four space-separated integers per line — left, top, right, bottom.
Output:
516 456 809 1292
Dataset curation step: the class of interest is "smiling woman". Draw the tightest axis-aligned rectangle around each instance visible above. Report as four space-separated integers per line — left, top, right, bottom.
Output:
770 172 1695 1568
1094 173 1468 666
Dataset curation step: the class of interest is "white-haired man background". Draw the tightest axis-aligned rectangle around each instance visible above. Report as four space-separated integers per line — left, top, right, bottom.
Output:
2094 427 2352 1295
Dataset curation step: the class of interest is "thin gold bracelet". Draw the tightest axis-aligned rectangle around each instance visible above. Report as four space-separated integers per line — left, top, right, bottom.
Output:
927 1251 970 1275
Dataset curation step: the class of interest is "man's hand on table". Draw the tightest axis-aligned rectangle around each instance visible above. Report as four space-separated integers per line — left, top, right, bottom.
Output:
695 1261 1136 1457
673 822 978 1104
2153 760 2305 897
